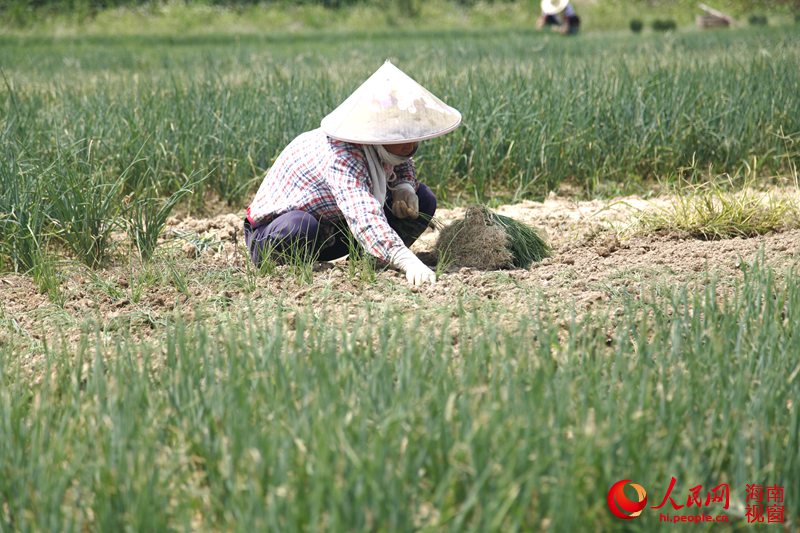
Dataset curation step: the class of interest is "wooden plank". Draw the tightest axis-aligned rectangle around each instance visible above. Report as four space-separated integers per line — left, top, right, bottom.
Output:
698 3 733 23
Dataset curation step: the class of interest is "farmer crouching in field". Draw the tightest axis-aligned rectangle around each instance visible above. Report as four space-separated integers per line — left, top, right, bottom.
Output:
244 61 462 287
536 0 581 35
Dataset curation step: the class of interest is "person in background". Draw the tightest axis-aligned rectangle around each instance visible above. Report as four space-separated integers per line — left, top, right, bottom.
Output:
536 0 581 35
244 61 462 287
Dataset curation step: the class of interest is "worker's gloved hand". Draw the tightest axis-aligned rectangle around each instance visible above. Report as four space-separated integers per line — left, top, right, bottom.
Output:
391 247 436 287
390 182 419 220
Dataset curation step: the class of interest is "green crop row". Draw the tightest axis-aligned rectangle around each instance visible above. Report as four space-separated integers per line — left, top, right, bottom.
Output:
2 27 799 271
3 0 798 35
0 260 797 531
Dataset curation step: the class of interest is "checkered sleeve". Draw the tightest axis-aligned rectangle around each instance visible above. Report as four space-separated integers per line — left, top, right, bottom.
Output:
392 158 419 191
327 152 407 263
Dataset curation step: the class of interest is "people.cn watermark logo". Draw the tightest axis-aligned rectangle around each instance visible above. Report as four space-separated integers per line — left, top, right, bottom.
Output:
606 476 784 524
607 479 648 520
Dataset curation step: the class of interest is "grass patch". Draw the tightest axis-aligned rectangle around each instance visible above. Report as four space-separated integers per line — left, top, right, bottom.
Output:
637 182 800 240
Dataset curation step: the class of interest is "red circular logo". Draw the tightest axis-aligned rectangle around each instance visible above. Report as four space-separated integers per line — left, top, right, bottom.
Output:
607 479 648 519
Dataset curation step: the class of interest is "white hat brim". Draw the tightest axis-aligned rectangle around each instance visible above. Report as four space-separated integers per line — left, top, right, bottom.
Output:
541 0 569 15
320 61 462 145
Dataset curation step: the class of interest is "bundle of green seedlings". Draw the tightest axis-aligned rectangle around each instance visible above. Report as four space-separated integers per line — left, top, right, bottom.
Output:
434 205 551 270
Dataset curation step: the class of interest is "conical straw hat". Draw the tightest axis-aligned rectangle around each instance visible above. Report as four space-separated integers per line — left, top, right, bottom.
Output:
320 61 462 144
541 0 569 15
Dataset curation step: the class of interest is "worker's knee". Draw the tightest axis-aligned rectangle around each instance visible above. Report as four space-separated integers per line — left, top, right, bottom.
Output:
246 210 321 265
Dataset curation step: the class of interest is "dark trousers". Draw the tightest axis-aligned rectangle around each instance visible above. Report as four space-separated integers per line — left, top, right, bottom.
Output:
244 184 437 265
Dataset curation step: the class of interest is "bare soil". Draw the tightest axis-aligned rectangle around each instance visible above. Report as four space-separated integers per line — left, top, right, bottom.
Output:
2 192 799 356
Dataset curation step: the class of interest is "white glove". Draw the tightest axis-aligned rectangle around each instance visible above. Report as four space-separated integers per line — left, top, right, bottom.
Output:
391 247 436 287
390 182 419 220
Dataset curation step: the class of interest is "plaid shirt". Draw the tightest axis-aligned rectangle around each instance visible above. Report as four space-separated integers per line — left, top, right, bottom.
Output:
246 128 418 263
